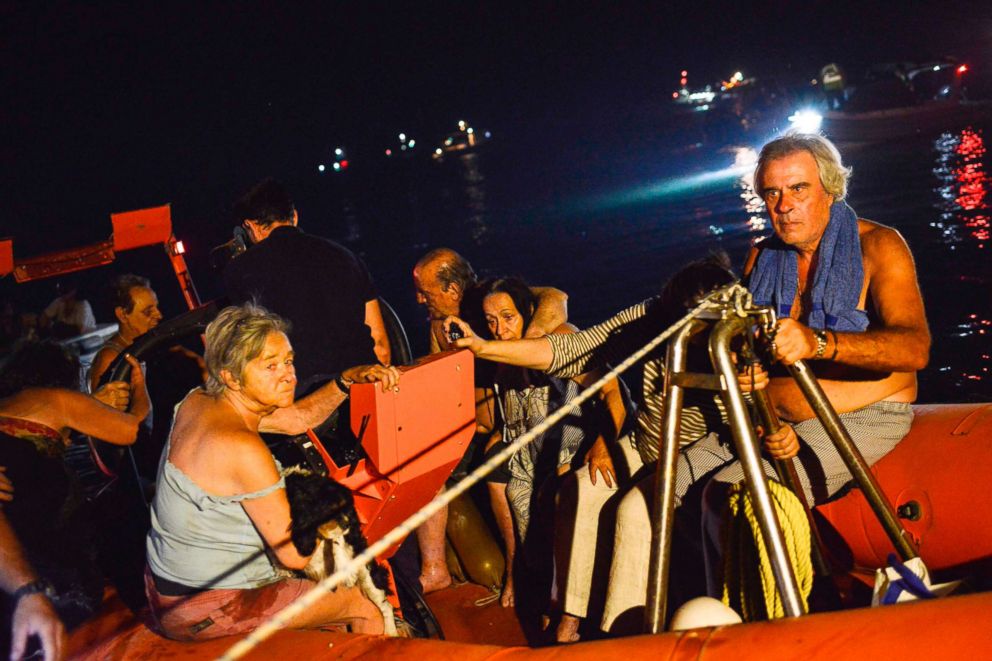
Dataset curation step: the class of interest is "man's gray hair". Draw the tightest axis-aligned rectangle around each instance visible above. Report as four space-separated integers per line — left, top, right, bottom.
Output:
755 132 852 200
416 248 477 292
204 302 290 395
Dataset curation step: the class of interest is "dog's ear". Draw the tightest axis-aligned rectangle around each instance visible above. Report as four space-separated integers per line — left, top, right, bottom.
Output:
283 471 359 558
284 473 319 556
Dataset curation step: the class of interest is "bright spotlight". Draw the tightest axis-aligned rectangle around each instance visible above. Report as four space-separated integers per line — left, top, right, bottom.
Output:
788 109 823 134
335 148 344 156
399 133 406 141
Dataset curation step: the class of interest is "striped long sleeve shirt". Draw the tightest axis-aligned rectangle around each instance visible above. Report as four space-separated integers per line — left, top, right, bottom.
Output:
544 298 725 465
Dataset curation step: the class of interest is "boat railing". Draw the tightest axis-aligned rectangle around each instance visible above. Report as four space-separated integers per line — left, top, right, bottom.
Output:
644 285 919 630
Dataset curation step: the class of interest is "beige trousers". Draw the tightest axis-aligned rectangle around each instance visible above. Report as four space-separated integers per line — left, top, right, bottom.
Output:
553 437 643 619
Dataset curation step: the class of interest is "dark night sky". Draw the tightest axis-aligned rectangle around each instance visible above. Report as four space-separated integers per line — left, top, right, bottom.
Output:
2 1 991 247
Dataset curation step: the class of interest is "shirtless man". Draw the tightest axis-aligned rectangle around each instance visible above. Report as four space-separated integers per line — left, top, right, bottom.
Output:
411 248 569 594
744 132 929 474
605 134 931 623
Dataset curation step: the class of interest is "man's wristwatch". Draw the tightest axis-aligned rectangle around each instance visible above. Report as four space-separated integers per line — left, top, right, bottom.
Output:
813 329 828 359
12 579 57 608
334 373 354 393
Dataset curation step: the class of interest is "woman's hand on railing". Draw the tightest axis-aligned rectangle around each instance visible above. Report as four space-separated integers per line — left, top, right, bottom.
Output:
92 381 131 411
736 360 769 393
342 364 402 392
760 423 800 460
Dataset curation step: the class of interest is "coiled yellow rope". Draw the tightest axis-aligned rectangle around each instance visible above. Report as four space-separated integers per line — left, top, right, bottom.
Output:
722 478 813 621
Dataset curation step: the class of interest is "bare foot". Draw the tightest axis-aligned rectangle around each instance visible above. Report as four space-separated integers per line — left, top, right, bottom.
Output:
419 564 453 594
500 574 515 608
556 614 581 643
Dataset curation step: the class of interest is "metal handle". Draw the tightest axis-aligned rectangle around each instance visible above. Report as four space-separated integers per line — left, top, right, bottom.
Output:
786 360 919 560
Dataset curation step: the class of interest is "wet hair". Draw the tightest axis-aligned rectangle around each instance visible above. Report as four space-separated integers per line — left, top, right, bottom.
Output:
416 248 478 293
754 132 852 200
233 178 296 227
475 276 538 338
650 252 737 328
204 302 290 396
110 274 152 313
0 341 80 398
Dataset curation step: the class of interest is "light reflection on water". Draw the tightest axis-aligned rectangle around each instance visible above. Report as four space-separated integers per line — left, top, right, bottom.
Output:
932 127 989 249
456 153 491 244
929 126 991 395
732 146 766 233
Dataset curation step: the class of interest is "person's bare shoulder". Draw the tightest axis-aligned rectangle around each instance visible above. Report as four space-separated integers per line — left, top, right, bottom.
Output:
551 322 579 335
857 218 915 272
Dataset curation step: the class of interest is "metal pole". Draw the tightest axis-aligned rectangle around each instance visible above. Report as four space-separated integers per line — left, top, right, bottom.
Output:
710 316 806 617
750 385 832 577
644 319 704 633
785 360 919 560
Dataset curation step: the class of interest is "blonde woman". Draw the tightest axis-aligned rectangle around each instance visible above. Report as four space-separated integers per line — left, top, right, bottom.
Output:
145 303 400 640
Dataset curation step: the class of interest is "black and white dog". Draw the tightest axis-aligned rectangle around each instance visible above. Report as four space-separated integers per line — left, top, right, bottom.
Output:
279 467 397 635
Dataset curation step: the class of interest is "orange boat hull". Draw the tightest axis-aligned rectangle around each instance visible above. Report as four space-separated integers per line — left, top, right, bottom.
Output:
67 402 992 659
817 402 992 572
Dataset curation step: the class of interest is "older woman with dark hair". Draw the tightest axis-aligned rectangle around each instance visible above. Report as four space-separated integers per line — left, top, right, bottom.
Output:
470 276 632 641
145 303 400 641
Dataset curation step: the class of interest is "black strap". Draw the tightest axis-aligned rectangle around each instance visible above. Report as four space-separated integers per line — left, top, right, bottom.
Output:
151 572 205 597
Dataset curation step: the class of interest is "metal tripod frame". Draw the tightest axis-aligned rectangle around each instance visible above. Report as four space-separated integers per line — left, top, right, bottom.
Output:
643 291 919 633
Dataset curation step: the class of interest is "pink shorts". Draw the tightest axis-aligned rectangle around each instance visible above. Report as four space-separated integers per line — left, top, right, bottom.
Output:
144 568 314 641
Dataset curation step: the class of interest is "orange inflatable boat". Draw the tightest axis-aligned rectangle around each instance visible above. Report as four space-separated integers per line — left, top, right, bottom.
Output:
66 397 992 659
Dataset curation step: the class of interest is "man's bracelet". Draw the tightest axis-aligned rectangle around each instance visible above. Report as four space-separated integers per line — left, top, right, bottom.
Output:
813 329 828 359
829 330 839 361
12 579 57 608
334 374 354 394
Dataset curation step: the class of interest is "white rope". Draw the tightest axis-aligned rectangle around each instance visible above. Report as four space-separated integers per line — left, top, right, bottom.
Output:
216 287 735 660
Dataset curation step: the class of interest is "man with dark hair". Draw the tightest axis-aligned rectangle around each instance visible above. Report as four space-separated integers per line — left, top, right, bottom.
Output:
88 274 163 391
224 179 391 397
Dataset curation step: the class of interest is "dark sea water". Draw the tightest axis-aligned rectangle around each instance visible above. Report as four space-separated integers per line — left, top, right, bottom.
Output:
306 108 992 404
